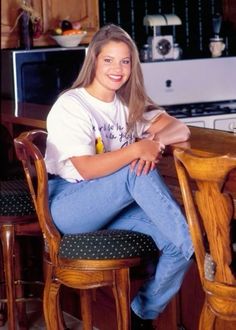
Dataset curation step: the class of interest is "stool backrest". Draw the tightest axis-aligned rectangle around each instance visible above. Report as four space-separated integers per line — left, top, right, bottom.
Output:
14 130 61 264
0 123 22 179
0 124 13 172
174 148 236 288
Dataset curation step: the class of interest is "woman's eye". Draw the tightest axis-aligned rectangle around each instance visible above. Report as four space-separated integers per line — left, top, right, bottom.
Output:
122 59 131 65
104 58 112 63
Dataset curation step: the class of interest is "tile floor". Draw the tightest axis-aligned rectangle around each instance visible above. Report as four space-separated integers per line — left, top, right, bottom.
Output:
0 301 98 329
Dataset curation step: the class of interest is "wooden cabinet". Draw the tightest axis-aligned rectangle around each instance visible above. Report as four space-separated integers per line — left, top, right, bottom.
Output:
1 0 23 48
223 0 236 29
222 0 236 54
1 0 99 48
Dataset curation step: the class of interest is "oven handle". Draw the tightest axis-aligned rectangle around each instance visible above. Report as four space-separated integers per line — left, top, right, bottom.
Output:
229 121 236 134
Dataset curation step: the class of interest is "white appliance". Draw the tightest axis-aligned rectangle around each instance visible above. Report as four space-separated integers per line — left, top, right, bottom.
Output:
1 47 87 116
141 57 236 132
143 14 182 60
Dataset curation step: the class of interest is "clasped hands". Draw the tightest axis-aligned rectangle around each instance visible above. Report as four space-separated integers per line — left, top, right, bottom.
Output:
130 134 165 176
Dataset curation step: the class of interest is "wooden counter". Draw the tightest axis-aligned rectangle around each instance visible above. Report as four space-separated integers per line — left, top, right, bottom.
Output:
2 99 236 154
2 99 236 210
1 100 48 131
160 127 236 214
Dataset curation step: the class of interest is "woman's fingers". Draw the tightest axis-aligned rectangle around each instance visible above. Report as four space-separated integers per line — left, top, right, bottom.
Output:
135 159 146 176
130 159 138 172
141 160 151 175
130 139 166 175
150 161 156 171
135 160 156 176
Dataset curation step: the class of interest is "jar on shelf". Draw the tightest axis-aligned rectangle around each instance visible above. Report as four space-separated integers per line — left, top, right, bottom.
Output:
173 43 183 60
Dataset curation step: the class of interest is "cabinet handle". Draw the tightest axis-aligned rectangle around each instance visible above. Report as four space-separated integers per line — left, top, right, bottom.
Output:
229 122 236 134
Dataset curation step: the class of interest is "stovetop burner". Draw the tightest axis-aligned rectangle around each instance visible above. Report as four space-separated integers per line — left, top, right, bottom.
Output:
165 100 236 118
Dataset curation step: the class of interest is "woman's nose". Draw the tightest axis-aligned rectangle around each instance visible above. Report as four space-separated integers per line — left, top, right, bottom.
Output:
112 61 122 71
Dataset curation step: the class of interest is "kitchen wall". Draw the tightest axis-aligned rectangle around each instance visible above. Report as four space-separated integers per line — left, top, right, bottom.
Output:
99 0 236 58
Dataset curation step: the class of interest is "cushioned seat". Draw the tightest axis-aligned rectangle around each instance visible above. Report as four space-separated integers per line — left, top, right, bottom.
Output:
0 180 35 216
59 230 157 260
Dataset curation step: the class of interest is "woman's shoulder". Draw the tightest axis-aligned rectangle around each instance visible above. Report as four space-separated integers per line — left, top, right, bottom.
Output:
58 87 84 101
48 88 91 120
52 88 89 109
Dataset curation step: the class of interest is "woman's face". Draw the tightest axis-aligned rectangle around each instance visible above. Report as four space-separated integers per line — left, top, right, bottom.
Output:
91 41 131 99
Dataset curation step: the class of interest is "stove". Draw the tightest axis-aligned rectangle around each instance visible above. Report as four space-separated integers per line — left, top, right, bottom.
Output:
141 57 236 132
165 101 236 119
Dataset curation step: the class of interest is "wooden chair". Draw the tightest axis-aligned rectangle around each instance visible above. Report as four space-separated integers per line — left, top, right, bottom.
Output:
0 124 42 329
14 129 159 330
174 148 236 329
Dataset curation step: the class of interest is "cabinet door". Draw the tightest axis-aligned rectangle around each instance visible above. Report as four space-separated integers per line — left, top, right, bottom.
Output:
42 0 99 46
1 0 99 48
1 0 43 48
223 0 236 29
223 0 236 54
1 0 17 48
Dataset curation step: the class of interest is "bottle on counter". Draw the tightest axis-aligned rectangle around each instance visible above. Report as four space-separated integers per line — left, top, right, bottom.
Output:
140 44 151 62
19 0 33 49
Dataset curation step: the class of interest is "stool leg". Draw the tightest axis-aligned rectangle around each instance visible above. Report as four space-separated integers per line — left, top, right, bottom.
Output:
14 238 28 328
0 244 7 326
80 290 93 330
0 224 17 330
112 268 130 330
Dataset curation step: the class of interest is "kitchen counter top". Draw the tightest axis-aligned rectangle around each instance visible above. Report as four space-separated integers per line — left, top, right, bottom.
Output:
2 99 236 156
2 100 235 200
1 100 49 129
173 125 236 156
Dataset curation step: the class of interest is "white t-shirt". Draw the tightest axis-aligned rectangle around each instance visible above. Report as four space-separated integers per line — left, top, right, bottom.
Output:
45 88 165 182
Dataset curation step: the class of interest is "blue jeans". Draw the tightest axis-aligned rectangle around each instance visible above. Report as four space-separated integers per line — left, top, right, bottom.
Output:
48 165 193 319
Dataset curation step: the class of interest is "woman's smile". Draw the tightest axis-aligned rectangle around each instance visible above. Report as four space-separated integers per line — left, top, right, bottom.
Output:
86 41 131 102
108 74 123 82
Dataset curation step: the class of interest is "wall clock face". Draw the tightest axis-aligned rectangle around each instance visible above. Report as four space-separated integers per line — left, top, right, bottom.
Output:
156 38 172 56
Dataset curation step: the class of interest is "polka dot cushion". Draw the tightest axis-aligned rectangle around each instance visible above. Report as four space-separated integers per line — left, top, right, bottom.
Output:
0 179 35 216
59 230 158 260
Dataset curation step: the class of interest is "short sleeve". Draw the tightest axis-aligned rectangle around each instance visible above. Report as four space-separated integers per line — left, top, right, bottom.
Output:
135 109 166 138
46 93 96 162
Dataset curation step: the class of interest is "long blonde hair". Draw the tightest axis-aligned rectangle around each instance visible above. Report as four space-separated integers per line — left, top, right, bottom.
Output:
71 24 159 128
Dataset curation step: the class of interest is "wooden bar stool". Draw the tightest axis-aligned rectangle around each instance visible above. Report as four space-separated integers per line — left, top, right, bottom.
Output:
174 149 236 329
14 129 160 330
0 178 42 329
0 123 43 329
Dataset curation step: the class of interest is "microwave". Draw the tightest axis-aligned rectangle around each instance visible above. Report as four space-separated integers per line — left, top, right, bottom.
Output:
1 47 87 115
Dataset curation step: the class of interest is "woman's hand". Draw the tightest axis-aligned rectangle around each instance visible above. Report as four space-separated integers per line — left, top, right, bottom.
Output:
130 159 156 176
71 137 165 180
130 139 165 176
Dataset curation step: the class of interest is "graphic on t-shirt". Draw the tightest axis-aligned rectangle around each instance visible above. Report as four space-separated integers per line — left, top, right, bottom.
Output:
95 137 105 154
97 122 134 150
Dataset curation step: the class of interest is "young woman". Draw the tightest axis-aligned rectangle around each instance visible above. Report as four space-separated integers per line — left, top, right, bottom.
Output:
45 24 193 330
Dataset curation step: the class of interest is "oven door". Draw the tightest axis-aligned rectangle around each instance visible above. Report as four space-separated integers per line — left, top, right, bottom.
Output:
181 113 236 132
